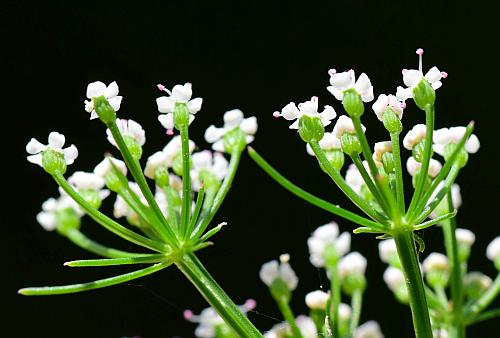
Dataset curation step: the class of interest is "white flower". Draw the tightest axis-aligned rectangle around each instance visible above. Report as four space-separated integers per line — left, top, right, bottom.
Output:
373 141 392 166
259 254 298 290
345 162 371 194
378 239 398 265
354 321 384 338
163 135 196 167
327 69 374 102
67 171 110 200
144 151 168 179
332 115 366 139
486 236 500 262
423 253 449 274
406 156 442 177
156 83 203 131
428 182 462 219
113 182 146 219
205 109 258 152
275 97 336 129
191 151 229 191
339 303 352 322
465 272 492 291
396 48 447 100
305 290 329 310
305 132 342 156
106 119 146 148
94 157 127 178
372 94 404 121
456 228 475 247
26 132 78 167
307 222 351 268
433 127 480 157
339 252 367 278
36 195 82 231
403 124 427 150
383 266 405 292
84 81 122 119
264 316 316 338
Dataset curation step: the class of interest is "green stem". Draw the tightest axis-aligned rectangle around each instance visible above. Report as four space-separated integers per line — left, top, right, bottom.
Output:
53 172 167 253
407 105 435 217
64 254 167 267
464 274 500 320
107 120 177 244
349 289 363 336
65 229 147 258
465 308 500 325
309 141 388 224
413 211 457 231
442 193 465 338
275 296 304 338
390 132 406 213
186 186 205 239
248 147 387 231
327 260 341 338
163 185 179 232
393 227 433 338
179 125 192 235
176 253 263 338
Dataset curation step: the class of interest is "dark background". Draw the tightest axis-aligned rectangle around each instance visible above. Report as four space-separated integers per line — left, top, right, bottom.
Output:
4 0 499 337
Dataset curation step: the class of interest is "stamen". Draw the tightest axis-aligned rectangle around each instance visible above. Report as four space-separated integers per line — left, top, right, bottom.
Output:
279 253 290 263
328 68 337 76
272 111 281 118
400 102 407 109
244 298 257 311
416 48 424 72
166 129 174 136
157 83 172 95
183 309 194 320
441 71 448 78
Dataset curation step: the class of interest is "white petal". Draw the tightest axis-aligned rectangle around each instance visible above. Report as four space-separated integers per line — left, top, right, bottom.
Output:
26 138 46 154
156 96 175 113
63 145 79 165
48 132 66 149
327 86 344 101
403 69 423 87
289 119 299 129
299 97 319 116
27 154 43 166
90 111 98 119
433 144 446 156
86 81 107 98
127 119 146 146
306 143 315 156
355 73 372 95
104 81 119 98
432 80 443 90
187 97 203 114
212 140 225 152
319 105 337 121
259 260 279 286
158 113 174 130
428 158 442 177
279 263 298 290
245 135 254 144
223 109 244 129
204 125 225 143
396 86 412 100
36 212 57 231
188 114 195 125
465 134 480 153
108 96 122 112
192 150 213 170
424 67 442 83
361 85 374 102
240 116 258 135
280 102 300 120
329 71 354 89
171 83 192 102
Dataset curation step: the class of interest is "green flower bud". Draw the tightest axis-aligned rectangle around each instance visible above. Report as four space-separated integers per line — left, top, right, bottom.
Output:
154 166 170 187
412 79 436 111
79 189 102 209
42 149 67 175
298 115 324 143
199 170 221 193
465 272 492 300
382 109 403 134
123 135 143 160
55 208 81 235
423 253 450 288
324 149 345 171
104 170 126 192
223 128 247 154
270 278 292 302
342 274 367 295
173 102 190 130
172 152 184 176
395 286 409 304
412 140 429 162
444 143 468 168
382 152 395 174
342 89 364 117
93 95 117 124
340 133 362 156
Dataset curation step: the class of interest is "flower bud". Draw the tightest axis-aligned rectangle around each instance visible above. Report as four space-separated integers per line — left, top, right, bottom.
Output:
154 166 170 187
423 253 449 287
486 236 500 270
223 128 247 154
305 290 329 310
378 239 401 268
383 266 408 304
412 79 436 110
173 102 190 129
42 149 67 175
79 189 103 209
123 136 143 160
342 89 364 117
104 169 126 192
382 152 395 174
444 143 469 168
93 95 117 124
412 140 429 162
341 133 362 156
382 109 403 134
339 252 367 294
55 208 81 235
464 272 492 300
298 115 325 143
456 228 475 261
324 149 345 171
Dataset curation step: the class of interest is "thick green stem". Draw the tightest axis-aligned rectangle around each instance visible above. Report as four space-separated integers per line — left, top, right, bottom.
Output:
393 228 433 338
176 253 263 338
390 132 405 213
349 289 363 336
179 126 192 235
275 296 304 338
441 193 465 338
464 274 500 320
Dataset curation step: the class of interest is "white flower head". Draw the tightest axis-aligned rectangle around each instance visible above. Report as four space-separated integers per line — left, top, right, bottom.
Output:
305 290 329 310
156 83 203 132
205 109 257 152
403 124 427 150
373 141 392 166
397 48 447 101
144 151 168 179
307 222 351 268
68 171 105 191
433 127 480 157
26 132 78 167
327 69 374 102
333 115 366 139
378 239 398 265
406 156 442 177
423 253 449 274
94 157 127 178
36 195 82 231
372 94 405 121
383 266 405 292
339 252 367 278
191 150 229 191
274 97 336 130
84 81 122 119
354 321 384 338
106 119 146 148
306 132 342 156
456 228 475 247
486 236 500 263
259 254 299 290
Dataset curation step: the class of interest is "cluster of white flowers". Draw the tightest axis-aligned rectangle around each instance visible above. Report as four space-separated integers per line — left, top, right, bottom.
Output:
190 150 229 191
36 195 82 231
205 109 258 152
307 221 351 267
274 96 337 129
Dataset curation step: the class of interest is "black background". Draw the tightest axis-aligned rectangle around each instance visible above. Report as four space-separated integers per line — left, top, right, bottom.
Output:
4 0 499 337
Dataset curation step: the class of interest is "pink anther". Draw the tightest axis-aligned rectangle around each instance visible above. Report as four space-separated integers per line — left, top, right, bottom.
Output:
244 298 257 310
441 71 448 78
416 48 424 55
272 111 281 118
183 310 194 320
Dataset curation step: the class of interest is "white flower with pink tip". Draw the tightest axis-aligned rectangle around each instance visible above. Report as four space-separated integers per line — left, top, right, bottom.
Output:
84 81 123 120
327 69 374 102
274 96 336 129
26 132 78 167
191 150 229 191
156 83 203 132
205 109 257 152
106 119 146 148
403 124 427 150
433 126 480 157
372 94 404 121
